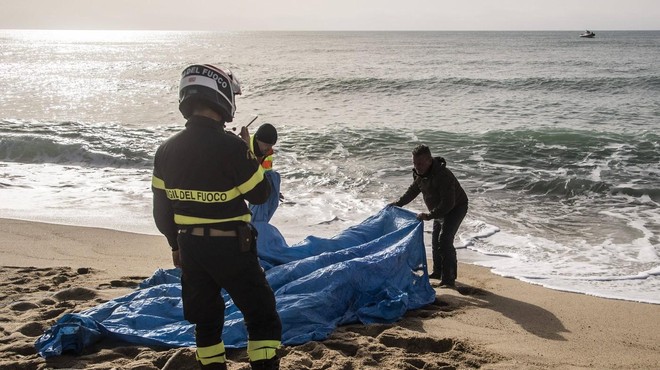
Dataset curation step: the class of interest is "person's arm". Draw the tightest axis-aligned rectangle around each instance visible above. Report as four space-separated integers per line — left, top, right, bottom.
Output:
393 179 421 207
239 126 251 144
152 149 181 268
152 174 178 250
234 141 271 205
240 130 269 164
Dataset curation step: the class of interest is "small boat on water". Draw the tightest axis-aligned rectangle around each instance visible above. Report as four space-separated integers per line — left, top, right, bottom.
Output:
580 30 595 38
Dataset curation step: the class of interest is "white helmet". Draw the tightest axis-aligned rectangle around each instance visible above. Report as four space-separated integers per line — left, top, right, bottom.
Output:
178 64 242 122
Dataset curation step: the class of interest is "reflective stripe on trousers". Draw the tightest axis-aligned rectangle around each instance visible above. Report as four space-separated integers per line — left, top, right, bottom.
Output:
196 341 226 365
247 339 281 361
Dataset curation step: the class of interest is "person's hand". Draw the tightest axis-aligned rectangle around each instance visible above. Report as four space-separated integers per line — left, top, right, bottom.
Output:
239 126 250 144
172 250 181 268
416 213 431 221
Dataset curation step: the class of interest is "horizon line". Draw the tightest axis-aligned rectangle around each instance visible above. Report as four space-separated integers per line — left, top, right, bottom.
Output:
2 28 659 32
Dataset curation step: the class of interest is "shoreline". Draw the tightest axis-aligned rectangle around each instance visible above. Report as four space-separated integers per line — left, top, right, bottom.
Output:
1 218 659 369
4 214 655 305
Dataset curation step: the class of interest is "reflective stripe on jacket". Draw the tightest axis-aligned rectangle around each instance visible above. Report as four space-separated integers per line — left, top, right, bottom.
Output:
152 116 270 249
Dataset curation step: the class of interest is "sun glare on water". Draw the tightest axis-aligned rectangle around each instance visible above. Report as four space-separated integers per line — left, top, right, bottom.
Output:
6 29 167 43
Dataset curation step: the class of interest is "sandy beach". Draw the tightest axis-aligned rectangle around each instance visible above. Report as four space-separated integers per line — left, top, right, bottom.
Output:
0 218 659 370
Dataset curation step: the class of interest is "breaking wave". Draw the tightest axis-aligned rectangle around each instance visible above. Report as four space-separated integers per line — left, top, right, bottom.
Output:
251 75 660 96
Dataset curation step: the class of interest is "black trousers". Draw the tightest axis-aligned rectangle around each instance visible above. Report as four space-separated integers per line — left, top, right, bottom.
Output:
177 231 282 348
431 202 468 283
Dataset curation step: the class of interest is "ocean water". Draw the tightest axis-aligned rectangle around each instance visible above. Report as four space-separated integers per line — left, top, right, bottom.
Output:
1 30 658 304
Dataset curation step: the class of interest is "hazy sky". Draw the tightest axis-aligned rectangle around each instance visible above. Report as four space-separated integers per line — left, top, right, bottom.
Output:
2 0 659 31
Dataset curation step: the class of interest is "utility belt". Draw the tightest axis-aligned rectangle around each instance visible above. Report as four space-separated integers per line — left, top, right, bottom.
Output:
179 227 237 237
179 224 257 252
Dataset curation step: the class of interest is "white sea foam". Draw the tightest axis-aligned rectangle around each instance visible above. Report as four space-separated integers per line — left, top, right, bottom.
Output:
0 162 158 235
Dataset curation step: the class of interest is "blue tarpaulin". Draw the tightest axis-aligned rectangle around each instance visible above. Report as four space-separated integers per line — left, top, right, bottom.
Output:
35 203 435 358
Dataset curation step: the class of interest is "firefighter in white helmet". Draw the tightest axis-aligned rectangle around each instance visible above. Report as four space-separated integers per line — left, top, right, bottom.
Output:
152 64 281 370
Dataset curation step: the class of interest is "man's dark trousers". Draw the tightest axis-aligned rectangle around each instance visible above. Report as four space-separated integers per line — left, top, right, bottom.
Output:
431 203 468 284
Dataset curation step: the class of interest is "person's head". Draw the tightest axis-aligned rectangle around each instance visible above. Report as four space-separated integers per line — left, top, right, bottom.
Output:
412 144 433 175
178 64 242 122
254 123 278 156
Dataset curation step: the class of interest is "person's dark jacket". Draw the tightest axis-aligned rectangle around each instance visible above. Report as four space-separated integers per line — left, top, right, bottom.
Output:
152 116 270 250
394 157 468 219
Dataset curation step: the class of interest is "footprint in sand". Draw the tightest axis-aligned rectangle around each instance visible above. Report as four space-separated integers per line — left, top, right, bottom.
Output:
16 321 46 337
0 266 168 368
403 297 458 320
377 328 454 353
306 316 503 369
53 286 99 301
97 275 147 290
280 324 458 369
8 301 39 311
456 285 488 296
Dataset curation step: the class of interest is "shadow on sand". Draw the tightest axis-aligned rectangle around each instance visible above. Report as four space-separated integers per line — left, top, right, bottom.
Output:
436 282 569 341
402 280 569 341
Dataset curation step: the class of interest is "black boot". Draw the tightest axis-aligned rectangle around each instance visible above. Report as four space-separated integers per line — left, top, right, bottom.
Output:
440 246 457 286
250 357 280 370
429 248 443 280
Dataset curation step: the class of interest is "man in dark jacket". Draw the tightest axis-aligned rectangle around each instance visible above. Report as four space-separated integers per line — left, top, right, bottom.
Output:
152 64 281 370
390 144 468 287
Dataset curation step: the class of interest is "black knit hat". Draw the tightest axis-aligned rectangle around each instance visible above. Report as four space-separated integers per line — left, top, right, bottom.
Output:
255 123 278 144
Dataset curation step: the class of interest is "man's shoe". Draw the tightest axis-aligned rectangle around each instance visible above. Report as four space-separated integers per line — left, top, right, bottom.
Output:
439 280 455 288
428 272 442 280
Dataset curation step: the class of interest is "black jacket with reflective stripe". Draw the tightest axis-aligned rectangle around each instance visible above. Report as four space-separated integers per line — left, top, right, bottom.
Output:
152 116 270 249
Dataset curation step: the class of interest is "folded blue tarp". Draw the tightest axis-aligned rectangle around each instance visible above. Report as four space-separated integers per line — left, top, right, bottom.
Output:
35 205 435 358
